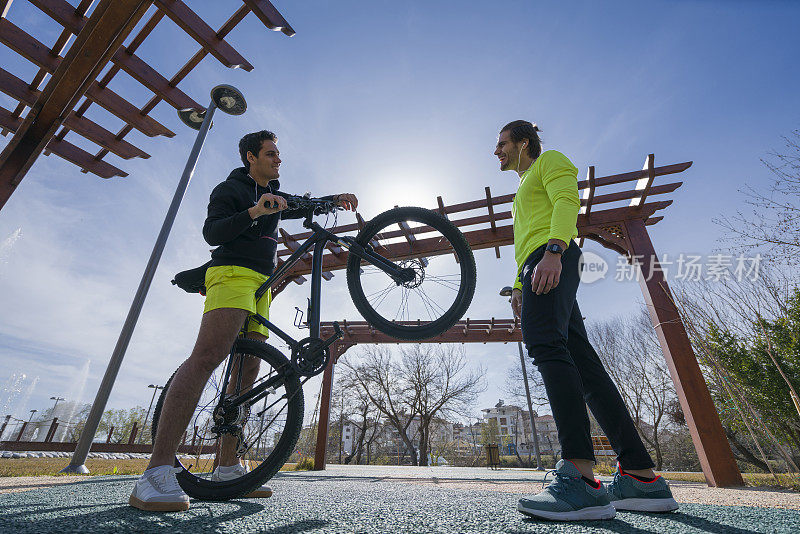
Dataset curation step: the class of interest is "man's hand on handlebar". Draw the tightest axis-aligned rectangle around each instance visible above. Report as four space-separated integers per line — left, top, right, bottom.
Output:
249 193 287 219
335 193 358 212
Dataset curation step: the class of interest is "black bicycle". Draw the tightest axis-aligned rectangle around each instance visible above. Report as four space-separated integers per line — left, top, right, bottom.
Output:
151 197 476 500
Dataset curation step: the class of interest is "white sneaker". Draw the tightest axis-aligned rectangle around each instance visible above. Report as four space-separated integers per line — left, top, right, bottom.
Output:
129 465 190 512
211 462 273 498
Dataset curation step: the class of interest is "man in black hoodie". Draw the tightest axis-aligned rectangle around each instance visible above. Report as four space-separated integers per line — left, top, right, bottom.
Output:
129 130 357 512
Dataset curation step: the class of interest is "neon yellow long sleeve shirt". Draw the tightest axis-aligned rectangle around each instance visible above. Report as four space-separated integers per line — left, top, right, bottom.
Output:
511 150 580 291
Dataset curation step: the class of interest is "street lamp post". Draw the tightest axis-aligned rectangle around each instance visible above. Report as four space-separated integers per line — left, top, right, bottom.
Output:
139 384 164 444
61 85 248 474
50 396 65 413
500 286 543 470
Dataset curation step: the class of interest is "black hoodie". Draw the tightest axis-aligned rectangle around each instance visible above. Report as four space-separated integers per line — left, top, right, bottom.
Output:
203 167 323 276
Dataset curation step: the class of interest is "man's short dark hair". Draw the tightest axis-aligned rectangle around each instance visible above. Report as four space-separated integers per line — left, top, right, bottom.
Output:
500 120 542 159
239 130 277 170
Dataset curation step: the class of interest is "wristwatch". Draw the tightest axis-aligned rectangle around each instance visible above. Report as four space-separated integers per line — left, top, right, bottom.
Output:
545 243 564 256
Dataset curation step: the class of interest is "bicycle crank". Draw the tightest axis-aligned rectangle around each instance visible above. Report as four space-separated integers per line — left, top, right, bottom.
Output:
291 322 344 377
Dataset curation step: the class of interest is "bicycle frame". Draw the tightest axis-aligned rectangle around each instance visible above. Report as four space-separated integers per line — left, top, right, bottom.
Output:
216 211 412 413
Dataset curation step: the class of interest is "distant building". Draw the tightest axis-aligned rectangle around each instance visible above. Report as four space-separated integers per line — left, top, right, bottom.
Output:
481 399 560 455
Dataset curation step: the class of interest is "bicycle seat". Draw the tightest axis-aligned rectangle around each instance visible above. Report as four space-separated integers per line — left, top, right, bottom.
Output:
172 260 211 295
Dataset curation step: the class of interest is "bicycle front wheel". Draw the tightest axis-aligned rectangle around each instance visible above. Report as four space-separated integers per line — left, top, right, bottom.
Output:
151 339 303 501
346 206 476 340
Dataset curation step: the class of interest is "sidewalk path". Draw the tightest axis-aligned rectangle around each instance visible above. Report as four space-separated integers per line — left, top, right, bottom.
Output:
0 465 797 533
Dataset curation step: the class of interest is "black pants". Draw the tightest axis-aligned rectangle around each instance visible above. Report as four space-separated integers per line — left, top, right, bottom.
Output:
520 241 654 470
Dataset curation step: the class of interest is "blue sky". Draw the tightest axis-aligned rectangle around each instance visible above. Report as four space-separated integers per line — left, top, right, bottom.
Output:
1 0 799 429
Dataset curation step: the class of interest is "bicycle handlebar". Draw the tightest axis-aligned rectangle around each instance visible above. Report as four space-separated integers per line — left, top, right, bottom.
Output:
283 195 342 215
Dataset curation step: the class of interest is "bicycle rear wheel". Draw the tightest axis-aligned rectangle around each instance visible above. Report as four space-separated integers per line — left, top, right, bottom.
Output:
151 339 303 500
346 206 476 340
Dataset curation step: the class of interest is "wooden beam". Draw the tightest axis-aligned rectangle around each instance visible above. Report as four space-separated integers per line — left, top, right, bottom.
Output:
0 106 127 178
633 153 656 206
1 0 12 18
31 0 202 110
274 200 674 277
111 48 201 110
583 165 596 216
0 17 173 137
411 161 693 216
485 186 500 258
53 6 164 144
624 218 743 487
10 0 92 124
320 319 524 345
0 67 150 159
154 0 253 70
85 82 174 137
589 181 682 206
243 0 296 37
64 112 150 159
0 0 149 209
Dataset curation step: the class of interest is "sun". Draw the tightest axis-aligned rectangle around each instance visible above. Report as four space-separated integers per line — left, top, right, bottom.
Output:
361 168 445 216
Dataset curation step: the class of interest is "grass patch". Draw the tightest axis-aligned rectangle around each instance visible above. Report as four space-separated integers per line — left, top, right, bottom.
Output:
657 471 800 491
597 458 799 491
0 458 150 477
0 458 300 477
3 458 796 491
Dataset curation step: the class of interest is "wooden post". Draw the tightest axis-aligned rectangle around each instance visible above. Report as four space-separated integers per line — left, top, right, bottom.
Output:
313 343 354 470
45 418 59 443
624 218 743 487
0 415 10 440
128 421 138 445
16 422 28 442
313 348 336 471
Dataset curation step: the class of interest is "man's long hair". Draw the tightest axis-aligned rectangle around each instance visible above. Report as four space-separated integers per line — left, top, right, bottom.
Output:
500 120 542 159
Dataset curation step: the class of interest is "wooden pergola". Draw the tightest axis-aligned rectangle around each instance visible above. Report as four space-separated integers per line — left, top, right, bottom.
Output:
0 4 741 488
0 0 294 209
271 154 743 487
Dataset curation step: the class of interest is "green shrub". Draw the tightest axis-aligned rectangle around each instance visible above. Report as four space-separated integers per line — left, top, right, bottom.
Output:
294 456 315 470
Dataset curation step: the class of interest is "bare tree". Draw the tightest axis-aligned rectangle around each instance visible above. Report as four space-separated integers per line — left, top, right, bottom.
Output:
339 346 421 464
340 344 485 466
336 370 383 465
715 130 800 264
401 344 485 466
503 354 549 408
588 310 676 470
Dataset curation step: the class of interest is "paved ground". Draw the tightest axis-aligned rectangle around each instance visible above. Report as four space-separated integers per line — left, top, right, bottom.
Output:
1 465 798 533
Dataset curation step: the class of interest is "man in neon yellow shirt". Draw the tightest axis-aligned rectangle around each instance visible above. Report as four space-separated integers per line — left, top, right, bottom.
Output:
496 120 677 521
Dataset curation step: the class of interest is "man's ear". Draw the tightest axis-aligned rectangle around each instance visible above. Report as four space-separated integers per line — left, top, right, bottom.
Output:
246 150 257 166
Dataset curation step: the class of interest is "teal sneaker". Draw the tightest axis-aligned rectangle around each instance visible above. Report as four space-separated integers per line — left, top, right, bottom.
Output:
607 463 679 512
517 460 616 521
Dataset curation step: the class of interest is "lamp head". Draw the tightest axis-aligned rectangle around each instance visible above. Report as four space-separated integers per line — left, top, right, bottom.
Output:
177 108 208 131
211 84 247 115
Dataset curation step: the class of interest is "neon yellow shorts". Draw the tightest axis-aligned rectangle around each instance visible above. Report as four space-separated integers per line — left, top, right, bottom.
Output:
203 265 272 337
